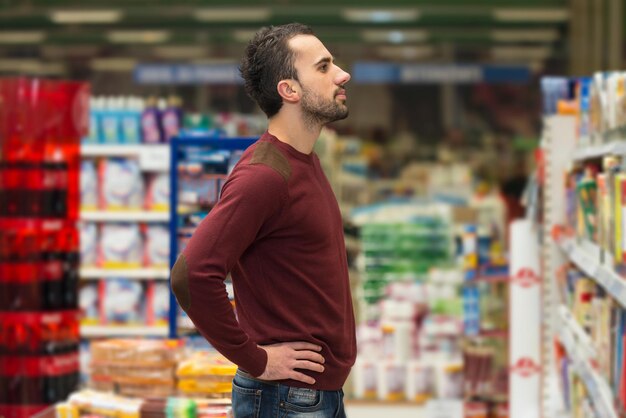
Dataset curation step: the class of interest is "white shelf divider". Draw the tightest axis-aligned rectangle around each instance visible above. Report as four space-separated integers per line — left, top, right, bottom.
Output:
557 304 597 362
557 310 618 418
80 210 170 222
81 144 167 157
81 144 170 171
572 140 626 162
557 237 626 307
81 325 168 338
80 267 170 280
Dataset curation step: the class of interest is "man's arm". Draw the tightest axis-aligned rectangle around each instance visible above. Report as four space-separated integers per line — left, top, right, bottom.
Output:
171 163 324 382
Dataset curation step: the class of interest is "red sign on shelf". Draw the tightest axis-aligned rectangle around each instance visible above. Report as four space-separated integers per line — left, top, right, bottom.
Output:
510 357 541 378
512 267 541 288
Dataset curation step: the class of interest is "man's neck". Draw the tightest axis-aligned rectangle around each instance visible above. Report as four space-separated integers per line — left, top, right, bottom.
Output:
267 111 321 155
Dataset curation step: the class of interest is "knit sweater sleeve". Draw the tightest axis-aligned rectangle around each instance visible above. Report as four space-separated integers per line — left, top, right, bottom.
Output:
171 163 288 376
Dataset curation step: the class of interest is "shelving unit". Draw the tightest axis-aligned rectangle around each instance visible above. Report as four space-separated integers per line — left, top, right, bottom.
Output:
556 307 617 418
555 236 626 307
168 136 258 338
542 115 623 418
79 142 172 339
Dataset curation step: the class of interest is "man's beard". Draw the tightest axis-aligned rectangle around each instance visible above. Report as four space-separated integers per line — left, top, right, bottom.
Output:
300 85 348 129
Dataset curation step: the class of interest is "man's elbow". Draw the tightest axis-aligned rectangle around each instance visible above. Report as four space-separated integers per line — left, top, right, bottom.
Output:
170 254 191 311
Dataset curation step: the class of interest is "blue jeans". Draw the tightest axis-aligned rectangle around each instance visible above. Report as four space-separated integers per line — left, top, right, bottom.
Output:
231 369 347 418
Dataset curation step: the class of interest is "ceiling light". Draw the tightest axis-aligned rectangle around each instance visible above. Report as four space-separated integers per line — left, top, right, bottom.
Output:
195 8 270 22
493 8 569 23
491 46 552 61
42 45 99 58
528 61 545 73
0 59 66 75
362 30 429 43
233 30 258 43
153 46 210 60
0 31 46 44
91 58 137 72
107 31 169 44
377 46 435 60
343 8 420 23
491 29 559 43
50 10 122 24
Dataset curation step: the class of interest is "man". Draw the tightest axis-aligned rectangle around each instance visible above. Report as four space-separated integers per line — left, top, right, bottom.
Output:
171 23 355 417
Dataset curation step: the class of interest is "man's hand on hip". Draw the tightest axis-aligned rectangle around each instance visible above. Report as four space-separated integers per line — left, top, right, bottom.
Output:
257 341 325 385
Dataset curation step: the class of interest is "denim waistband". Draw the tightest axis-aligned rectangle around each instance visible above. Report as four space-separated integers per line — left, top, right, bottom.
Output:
236 368 280 386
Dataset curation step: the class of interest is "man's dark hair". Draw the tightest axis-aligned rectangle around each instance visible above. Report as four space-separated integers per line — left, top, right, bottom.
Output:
240 23 314 118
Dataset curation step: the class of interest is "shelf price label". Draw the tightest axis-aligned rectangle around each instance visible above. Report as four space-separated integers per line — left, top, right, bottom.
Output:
424 400 462 418
139 146 170 171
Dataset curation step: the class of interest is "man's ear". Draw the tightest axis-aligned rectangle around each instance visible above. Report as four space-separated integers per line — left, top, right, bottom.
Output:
277 80 300 103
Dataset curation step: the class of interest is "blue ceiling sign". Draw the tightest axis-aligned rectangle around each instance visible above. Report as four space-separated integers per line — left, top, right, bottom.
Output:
134 64 243 85
353 62 531 84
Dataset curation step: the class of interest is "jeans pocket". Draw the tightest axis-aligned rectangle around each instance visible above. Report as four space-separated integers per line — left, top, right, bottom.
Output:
283 387 323 412
232 378 262 418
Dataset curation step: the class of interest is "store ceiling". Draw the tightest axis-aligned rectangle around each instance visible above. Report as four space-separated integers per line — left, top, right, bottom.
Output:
0 0 570 76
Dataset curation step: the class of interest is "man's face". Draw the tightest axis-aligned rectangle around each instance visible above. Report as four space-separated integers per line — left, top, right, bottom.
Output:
288 35 351 125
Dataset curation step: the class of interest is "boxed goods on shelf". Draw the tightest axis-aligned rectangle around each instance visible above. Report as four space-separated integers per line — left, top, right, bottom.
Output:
176 351 237 398
89 339 182 398
83 279 169 328
58 389 233 418
541 75 626 417
350 202 466 404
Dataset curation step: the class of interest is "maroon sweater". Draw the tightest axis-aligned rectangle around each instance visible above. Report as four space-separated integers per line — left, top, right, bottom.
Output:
171 132 356 390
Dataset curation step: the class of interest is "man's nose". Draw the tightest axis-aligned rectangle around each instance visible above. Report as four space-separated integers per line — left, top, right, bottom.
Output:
336 67 351 85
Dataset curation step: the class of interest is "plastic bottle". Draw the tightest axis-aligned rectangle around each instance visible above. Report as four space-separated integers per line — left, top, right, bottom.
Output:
162 96 183 142
141 96 163 144
121 96 141 144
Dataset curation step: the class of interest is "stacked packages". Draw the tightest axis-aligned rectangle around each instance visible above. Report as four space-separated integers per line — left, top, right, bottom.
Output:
89 339 182 397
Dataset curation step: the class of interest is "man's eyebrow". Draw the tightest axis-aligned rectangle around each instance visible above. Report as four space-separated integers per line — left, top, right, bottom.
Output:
314 56 333 67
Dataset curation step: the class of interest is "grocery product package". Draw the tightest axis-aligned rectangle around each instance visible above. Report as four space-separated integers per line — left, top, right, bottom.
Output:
176 351 237 398
89 339 182 398
100 279 146 325
100 223 142 268
99 158 144 209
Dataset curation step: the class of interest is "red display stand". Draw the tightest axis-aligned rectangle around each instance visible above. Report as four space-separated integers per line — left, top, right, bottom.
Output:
0 78 88 418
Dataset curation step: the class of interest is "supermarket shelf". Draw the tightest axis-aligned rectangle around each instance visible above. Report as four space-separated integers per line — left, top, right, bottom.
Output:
80 267 170 280
557 313 618 418
81 210 170 222
572 140 626 161
81 144 168 157
80 325 168 338
81 144 170 171
557 304 597 361
556 237 626 308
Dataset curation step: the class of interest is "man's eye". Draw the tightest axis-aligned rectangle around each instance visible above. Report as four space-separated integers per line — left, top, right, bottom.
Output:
319 64 328 72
